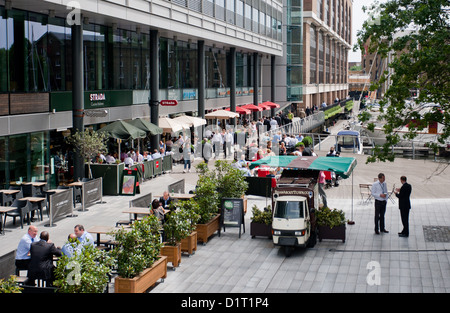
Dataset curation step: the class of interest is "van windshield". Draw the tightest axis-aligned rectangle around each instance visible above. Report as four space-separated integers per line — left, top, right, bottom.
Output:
274 201 304 219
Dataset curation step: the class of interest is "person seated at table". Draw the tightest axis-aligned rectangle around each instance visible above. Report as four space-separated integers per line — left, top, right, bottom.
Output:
61 233 81 258
74 224 95 248
152 149 162 160
15 226 39 274
159 191 173 209
150 199 168 222
25 231 62 287
124 153 134 167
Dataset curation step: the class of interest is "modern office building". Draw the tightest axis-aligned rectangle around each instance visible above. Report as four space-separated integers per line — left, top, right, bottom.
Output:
301 0 352 109
0 0 284 186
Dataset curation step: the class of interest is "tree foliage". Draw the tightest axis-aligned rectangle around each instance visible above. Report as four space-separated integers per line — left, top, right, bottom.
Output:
356 0 450 162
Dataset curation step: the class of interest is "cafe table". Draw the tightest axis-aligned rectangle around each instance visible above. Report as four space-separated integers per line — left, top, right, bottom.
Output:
87 225 126 247
156 193 196 200
19 197 46 221
0 206 18 234
122 207 152 223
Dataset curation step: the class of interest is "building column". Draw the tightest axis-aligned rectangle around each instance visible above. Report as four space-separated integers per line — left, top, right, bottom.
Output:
72 22 84 180
253 52 259 110
271 55 276 103
197 40 205 121
230 47 236 126
149 29 160 151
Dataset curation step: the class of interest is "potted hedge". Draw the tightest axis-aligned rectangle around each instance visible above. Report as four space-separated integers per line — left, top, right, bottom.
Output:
250 205 273 239
194 162 221 244
315 207 346 243
177 199 201 255
53 242 115 293
0 276 23 293
111 215 167 293
161 208 192 269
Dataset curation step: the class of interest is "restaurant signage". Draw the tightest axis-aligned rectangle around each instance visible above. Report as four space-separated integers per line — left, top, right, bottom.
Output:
160 100 178 106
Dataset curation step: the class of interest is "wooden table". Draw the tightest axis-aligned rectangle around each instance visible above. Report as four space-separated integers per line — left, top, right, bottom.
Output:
23 182 47 187
68 182 84 187
156 194 196 200
87 225 126 246
0 206 18 234
0 189 20 195
20 197 46 221
122 207 152 222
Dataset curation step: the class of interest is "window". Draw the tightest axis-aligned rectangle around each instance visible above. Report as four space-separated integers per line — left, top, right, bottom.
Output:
226 0 235 25
274 201 305 219
310 25 317 84
84 24 107 90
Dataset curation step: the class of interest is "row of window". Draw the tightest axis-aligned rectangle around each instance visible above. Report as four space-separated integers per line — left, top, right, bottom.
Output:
317 0 351 43
309 24 347 84
0 8 257 93
168 0 282 41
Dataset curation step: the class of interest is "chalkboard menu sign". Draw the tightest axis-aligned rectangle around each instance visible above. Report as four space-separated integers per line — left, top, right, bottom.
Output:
220 198 245 238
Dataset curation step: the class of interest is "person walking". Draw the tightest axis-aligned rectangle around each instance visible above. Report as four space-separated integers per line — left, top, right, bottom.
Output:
395 176 412 237
371 173 389 234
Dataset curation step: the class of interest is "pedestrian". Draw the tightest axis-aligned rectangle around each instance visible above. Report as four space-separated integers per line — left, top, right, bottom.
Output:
202 138 213 164
395 176 412 237
318 171 328 208
371 173 389 234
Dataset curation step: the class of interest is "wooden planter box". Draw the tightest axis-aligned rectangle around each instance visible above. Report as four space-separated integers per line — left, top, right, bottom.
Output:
318 225 346 243
181 231 197 255
196 214 220 244
161 243 181 268
114 256 168 293
250 222 272 239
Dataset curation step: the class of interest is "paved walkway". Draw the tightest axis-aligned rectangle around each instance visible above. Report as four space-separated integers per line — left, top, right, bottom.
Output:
1 139 449 293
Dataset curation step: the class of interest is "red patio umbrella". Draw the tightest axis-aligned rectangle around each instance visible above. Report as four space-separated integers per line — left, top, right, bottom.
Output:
258 103 271 110
261 101 281 108
225 107 251 115
241 104 263 112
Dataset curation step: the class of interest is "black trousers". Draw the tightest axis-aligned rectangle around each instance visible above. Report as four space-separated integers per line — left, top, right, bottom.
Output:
374 200 387 232
400 208 410 235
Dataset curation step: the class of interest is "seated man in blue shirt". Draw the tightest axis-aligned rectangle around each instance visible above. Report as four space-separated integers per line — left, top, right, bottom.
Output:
74 224 95 248
15 226 39 273
61 233 82 258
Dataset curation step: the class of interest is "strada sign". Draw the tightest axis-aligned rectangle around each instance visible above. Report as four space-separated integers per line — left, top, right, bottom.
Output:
160 100 178 106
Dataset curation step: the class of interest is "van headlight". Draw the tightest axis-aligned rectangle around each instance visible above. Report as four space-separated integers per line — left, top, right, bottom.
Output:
273 230 281 236
295 230 306 236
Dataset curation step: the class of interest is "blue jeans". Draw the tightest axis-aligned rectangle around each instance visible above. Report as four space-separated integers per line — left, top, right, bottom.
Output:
184 159 191 170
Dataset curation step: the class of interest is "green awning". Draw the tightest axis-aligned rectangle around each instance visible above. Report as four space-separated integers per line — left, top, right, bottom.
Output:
128 118 163 135
249 156 298 169
98 120 147 140
249 155 357 179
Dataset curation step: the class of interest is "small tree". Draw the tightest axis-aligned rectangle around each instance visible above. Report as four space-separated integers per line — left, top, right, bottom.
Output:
66 129 108 178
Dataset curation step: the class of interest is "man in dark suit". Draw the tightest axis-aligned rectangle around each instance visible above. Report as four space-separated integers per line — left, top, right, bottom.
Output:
395 176 412 237
26 231 62 286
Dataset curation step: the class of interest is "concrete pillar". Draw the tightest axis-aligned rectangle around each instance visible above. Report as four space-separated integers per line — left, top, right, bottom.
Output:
149 30 160 151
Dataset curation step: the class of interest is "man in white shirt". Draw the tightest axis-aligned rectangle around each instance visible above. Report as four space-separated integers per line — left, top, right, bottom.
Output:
212 132 223 158
224 130 233 158
15 226 39 272
371 173 389 234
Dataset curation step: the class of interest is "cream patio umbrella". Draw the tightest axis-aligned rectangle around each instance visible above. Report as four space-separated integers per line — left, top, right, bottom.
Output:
173 115 207 128
159 117 190 133
204 109 239 119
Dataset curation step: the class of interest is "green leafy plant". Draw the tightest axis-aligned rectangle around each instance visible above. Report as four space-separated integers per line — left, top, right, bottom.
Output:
194 163 220 224
0 276 23 293
250 205 273 225
214 160 249 199
53 244 114 293
315 207 346 229
176 199 201 233
110 215 162 279
163 208 193 246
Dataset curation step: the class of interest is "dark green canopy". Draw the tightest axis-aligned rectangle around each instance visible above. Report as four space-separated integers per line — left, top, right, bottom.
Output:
128 118 163 135
98 120 147 140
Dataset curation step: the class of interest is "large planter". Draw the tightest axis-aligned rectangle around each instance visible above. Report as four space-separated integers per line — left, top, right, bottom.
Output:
318 225 346 243
161 243 181 269
114 256 168 293
181 231 197 255
250 222 272 239
196 214 220 244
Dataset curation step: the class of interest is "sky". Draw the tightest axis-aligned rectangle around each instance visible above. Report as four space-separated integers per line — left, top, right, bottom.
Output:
349 0 387 62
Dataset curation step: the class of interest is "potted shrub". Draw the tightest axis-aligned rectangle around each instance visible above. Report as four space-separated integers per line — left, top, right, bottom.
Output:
111 215 167 293
250 205 273 239
194 162 220 244
177 199 201 255
315 207 346 243
214 160 249 213
0 276 23 293
161 208 193 269
54 242 115 293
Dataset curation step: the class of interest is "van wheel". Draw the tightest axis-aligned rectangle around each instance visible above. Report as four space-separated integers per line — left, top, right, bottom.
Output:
284 246 293 257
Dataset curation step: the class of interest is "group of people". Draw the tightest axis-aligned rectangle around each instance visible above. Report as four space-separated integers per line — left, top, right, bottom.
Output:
15 224 95 287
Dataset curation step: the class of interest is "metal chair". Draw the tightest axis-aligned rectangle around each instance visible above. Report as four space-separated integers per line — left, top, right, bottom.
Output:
3 200 31 229
359 184 373 204
0 192 14 207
